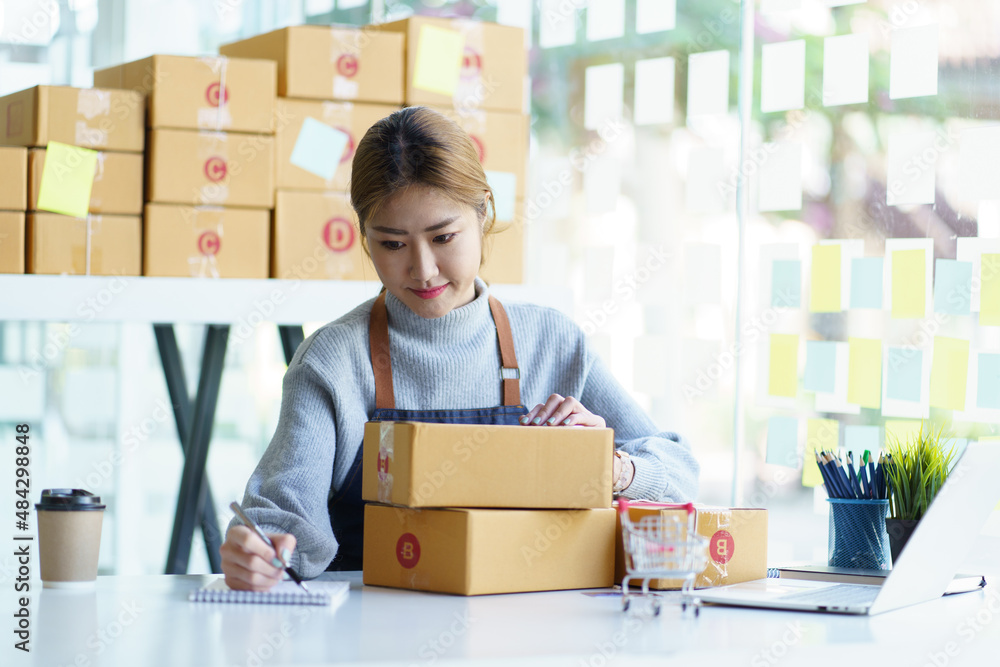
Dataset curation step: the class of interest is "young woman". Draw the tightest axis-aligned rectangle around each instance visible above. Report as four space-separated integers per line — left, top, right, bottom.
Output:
221 107 699 591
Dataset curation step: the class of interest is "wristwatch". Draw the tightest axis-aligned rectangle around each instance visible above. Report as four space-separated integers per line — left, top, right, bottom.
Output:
613 450 632 494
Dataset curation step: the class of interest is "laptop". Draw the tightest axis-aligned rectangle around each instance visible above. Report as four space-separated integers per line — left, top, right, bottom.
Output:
698 441 1000 615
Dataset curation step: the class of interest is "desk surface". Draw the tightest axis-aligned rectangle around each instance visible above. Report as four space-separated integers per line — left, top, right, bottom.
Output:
9 571 1000 667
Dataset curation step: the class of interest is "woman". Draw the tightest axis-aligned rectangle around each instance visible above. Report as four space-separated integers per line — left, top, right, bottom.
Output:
221 107 699 591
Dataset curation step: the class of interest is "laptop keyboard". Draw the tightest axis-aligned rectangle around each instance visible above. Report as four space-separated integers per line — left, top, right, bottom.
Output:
778 584 880 607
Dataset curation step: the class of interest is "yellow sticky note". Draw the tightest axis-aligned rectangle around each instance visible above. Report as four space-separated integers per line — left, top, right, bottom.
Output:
768 333 799 397
847 337 882 409
885 420 921 445
981 254 1000 326
892 249 926 318
804 419 838 487
929 336 970 411
412 24 465 97
810 244 841 312
36 142 98 218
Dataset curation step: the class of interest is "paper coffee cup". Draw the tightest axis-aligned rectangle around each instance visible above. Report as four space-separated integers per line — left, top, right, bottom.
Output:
36 489 105 590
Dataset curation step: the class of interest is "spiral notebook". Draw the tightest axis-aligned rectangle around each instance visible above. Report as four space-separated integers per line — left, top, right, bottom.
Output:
189 578 350 606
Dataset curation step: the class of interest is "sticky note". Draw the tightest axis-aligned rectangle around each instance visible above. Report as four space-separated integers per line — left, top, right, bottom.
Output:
885 420 921 446
804 419 838 488
767 416 799 468
636 0 675 33
687 50 730 118
485 171 517 222
886 347 922 403
810 244 842 312
36 141 98 218
804 341 836 394
539 0 576 48
412 24 464 96
850 257 883 309
634 57 674 126
933 259 973 315
982 254 1000 325
892 249 926 318
757 142 802 211
684 243 721 305
584 63 624 130
822 34 869 107
845 425 880 454
586 0 625 42
847 337 882 409
977 353 1000 410
772 259 801 308
768 333 799 398
929 336 969 411
887 132 937 206
958 126 1000 202
814 342 861 416
685 147 727 214
761 40 805 113
289 118 348 182
890 24 938 100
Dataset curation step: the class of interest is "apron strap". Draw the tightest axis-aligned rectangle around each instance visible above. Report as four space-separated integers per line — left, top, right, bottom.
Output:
488 295 521 406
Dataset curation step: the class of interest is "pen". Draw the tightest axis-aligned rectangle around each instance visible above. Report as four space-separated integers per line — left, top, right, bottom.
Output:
229 501 310 592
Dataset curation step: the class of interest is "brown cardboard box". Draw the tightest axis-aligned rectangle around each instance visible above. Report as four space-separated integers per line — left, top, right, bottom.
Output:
273 190 375 280
147 129 274 208
0 147 28 210
362 421 613 509
93 55 276 134
479 201 523 284
144 203 269 279
28 149 142 215
614 503 768 589
219 26 404 105
0 212 25 273
26 213 140 276
275 99 395 193
0 86 144 152
363 504 616 595
374 17 526 113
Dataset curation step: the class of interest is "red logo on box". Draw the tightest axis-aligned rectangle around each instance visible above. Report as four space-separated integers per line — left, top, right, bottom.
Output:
6 101 24 137
470 135 486 163
461 48 482 80
336 126 356 164
204 157 227 182
710 530 735 564
197 231 221 256
337 54 359 78
206 82 229 107
323 217 355 252
396 533 420 569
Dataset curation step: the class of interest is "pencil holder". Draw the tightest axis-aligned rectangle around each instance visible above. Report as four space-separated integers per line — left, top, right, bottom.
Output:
827 499 891 570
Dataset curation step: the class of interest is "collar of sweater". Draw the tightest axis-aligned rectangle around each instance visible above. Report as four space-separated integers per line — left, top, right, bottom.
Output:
383 277 493 343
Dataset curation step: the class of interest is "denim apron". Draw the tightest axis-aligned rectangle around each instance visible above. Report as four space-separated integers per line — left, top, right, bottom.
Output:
326 291 527 570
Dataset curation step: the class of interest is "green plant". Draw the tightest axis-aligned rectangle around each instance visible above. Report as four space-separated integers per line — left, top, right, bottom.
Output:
884 423 958 521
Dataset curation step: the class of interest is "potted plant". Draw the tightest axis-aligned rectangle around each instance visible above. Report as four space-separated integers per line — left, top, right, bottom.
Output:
883 422 958 564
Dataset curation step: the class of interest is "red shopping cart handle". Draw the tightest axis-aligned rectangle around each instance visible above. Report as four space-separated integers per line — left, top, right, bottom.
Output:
617 499 696 515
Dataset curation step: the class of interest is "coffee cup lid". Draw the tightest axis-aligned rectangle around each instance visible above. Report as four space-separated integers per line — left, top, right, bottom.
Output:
36 489 106 511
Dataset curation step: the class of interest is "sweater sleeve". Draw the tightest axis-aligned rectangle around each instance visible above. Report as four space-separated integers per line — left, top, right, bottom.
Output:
229 359 339 579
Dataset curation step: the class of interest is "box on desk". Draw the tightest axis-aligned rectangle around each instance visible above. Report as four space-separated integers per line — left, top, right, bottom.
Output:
614 502 768 590
363 504 616 595
219 26 404 105
0 212 25 274
362 421 613 509
0 86 144 152
0 146 28 210
273 190 374 281
27 213 140 276
29 149 142 215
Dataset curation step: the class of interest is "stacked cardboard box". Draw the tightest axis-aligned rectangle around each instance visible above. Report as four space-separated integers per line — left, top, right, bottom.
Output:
0 86 144 275
0 147 27 273
94 55 276 278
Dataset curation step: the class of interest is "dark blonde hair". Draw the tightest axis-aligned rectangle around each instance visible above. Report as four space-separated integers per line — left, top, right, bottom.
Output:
350 107 496 261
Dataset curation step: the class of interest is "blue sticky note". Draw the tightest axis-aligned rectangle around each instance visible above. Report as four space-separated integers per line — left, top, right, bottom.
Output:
850 257 883 309
771 260 801 308
933 259 972 315
804 341 836 393
485 170 517 221
886 347 922 402
290 117 349 181
844 425 880 453
977 353 1000 410
766 416 799 468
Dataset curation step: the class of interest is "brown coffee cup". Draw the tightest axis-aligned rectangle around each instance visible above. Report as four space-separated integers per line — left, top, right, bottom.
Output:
35 489 105 589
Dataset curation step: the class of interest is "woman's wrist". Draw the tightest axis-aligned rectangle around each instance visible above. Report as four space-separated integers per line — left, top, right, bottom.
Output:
612 451 635 494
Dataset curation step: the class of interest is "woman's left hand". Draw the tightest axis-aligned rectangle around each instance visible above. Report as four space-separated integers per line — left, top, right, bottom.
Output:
520 393 606 428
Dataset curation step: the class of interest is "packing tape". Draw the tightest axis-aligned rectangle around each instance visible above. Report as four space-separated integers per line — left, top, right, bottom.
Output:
377 422 394 504
330 26 360 100
198 132 229 205
189 220 223 279
85 215 92 276
454 20 486 109
197 56 232 130
77 88 111 120
702 509 733 586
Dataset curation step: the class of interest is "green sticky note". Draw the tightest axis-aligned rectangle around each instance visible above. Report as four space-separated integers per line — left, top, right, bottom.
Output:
847 337 882 409
36 142 98 218
892 249 926 319
412 24 465 96
885 420 921 445
810 244 841 312
768 333 799 397
804 419 838 487
981 254 1000 326
929 336 970 411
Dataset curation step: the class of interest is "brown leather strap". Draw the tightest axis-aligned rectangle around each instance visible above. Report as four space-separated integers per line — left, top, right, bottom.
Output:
369 292 395 410
488 295 521 406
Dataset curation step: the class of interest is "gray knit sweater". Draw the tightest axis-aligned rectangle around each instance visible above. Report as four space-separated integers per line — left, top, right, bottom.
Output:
236 278 699 578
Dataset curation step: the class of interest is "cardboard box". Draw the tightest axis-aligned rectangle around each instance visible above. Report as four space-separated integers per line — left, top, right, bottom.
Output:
374 17 526 113
275 99 396 193
0 146 28 210
144 203 269 279
93 55 276 134
362 421 613 509
0 86 144 152
147 129 274 208
479 201 523 284
28 149 142 215
614 503 768 589
363 504 616 595
273 190 375 281
219 26 404 105
0 212 25 273
26 213 140 276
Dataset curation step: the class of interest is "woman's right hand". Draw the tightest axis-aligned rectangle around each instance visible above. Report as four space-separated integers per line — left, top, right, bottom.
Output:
220 526 298 591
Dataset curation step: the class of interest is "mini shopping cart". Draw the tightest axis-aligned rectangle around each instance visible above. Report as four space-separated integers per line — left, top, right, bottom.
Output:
618 499 709 616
